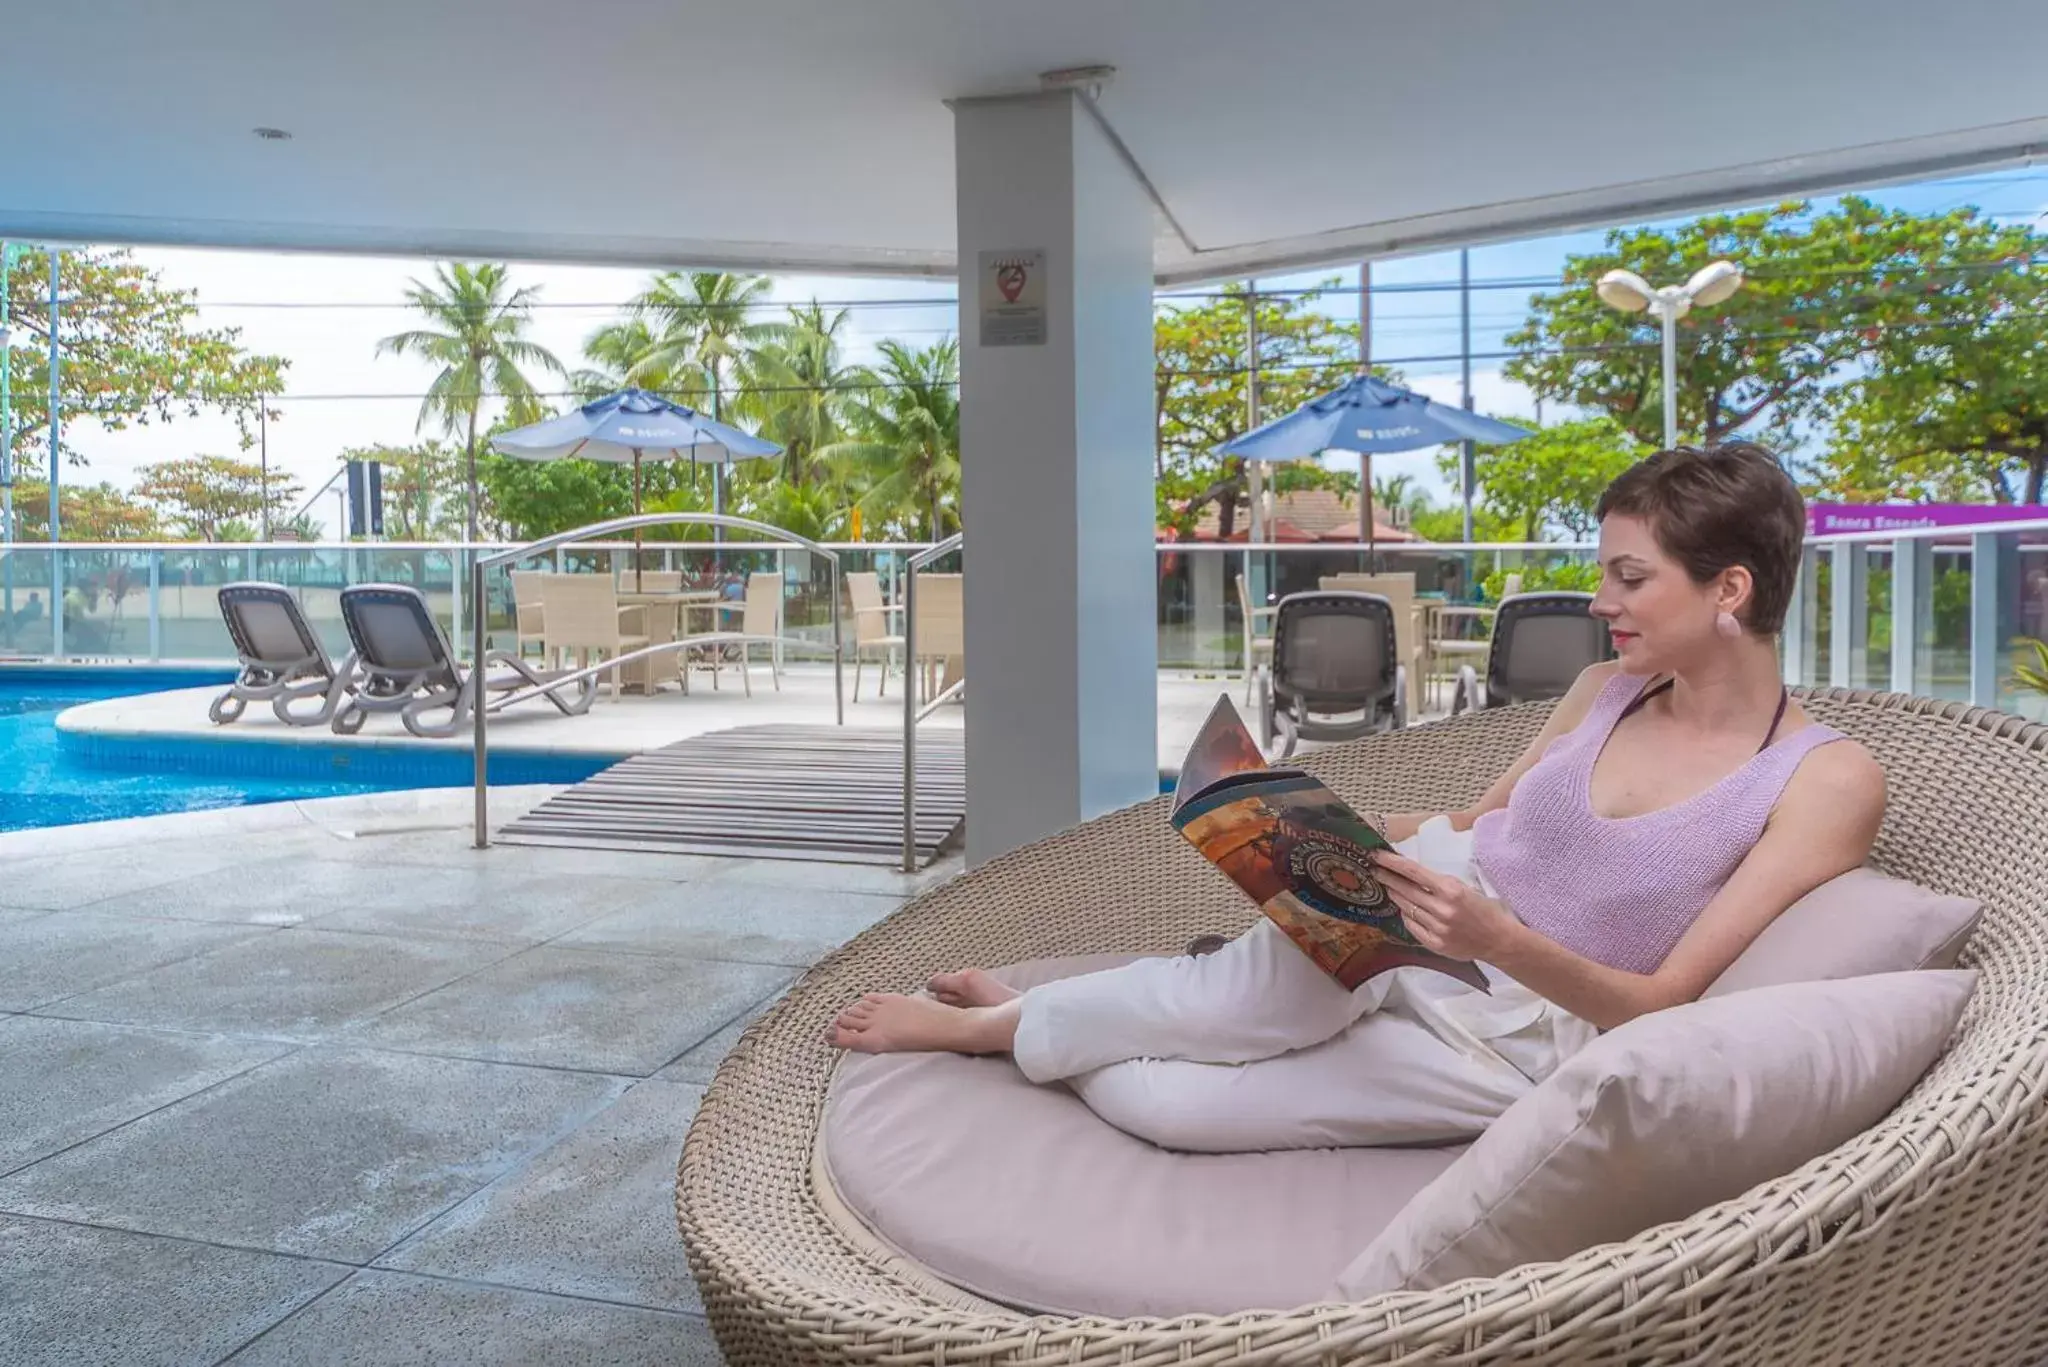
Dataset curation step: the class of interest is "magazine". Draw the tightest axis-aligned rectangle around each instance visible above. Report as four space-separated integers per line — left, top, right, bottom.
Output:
1170 696 1489 992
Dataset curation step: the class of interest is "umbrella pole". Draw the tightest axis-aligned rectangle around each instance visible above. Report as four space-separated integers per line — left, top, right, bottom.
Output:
1362 452 1376 573
633 450 644 592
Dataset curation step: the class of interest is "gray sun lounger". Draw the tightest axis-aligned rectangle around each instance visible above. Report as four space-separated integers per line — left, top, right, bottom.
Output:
1452 591 1613 713
1259 590 1406 758
333 583 597 738
209 582 357 726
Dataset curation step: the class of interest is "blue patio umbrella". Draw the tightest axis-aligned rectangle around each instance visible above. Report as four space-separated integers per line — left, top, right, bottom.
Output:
1216 373 1529 550
492 388 782 584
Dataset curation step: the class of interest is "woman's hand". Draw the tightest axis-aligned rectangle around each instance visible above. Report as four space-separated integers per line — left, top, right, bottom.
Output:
1371 849 1521 963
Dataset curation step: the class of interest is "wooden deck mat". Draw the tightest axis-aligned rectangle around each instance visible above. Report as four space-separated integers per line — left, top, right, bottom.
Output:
496 724 966 867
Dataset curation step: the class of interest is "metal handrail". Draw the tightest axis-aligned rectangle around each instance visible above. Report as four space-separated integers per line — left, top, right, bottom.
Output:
471 513 843 849
902 533 963 871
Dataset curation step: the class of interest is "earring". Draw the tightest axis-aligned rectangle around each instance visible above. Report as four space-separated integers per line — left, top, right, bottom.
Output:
1715 610 1741 639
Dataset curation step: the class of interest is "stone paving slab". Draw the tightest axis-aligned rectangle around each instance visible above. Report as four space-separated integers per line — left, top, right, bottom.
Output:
0 843 258 912
377 1080 706 1311
39 928 521 1040
702 851 963 899
304 871 680 945
219 1270 725 1367
653 978 798 1086
0 1046 627 1264
348 946 792 1076
0 1016 295 1176
558 881 902 967
0 1214 349 1367
0 912 277 1013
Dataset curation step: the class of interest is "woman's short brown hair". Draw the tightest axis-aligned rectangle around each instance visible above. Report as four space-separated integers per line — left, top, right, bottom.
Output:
1594 442 1805 635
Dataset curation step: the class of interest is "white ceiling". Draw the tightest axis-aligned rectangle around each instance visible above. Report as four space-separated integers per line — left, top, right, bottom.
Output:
7 0 2046 283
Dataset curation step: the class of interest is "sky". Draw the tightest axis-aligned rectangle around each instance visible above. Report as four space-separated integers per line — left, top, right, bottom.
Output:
36 166 2048 536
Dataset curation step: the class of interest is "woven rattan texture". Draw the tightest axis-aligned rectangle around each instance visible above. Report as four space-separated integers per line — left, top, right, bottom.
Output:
678 690 2048 1365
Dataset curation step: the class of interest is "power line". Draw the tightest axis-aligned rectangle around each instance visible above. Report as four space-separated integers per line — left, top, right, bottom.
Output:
32 301 2047 414
18 249 2046 321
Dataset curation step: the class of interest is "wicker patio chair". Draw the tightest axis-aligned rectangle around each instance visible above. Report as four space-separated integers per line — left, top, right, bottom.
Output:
679 688 2048 1366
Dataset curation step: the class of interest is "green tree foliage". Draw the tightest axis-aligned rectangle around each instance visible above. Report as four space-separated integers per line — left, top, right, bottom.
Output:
825 338 960 540
1154 282 1366 538
741 301 856 491
1819 232 2048 504
3 246 287 476
10 480 160 540
620 271 782 421
1507 199 2043 459
376 262 564 541
133 454 302 541
1442 416 1644 540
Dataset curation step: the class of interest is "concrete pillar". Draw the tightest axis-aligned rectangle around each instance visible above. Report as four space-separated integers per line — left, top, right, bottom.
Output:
954 91 1157 866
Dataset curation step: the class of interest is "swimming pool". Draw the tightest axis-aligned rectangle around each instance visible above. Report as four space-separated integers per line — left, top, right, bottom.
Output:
2 668 613 834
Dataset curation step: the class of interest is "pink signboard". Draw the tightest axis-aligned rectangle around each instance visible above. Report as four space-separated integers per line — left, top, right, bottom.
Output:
1808 503 2048 536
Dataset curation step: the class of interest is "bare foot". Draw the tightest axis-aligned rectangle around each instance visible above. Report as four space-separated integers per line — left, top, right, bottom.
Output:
927 967 1019 1008
827 993 1018 1055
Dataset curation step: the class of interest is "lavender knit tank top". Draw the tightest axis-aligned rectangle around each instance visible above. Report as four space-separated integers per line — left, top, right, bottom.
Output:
1471 673 1844 975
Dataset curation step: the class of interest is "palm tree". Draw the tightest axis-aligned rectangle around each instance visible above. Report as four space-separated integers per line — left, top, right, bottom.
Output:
572 316 665 403
621 272 782 523
376 262 564 542
824 338 961 540
741 301 856 492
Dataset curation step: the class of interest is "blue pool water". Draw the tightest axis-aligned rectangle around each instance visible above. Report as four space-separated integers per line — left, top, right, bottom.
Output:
1 668 614 834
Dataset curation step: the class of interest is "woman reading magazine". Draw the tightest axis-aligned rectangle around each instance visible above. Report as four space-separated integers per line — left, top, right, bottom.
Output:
830 444 1887 1152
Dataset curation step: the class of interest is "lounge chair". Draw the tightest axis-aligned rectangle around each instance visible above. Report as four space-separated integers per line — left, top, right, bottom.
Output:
1451 591 1612 714
1258 590 1404 757
1320 572 1426 717
680 688 2048 1366
208 582 356 726
331 583 596 738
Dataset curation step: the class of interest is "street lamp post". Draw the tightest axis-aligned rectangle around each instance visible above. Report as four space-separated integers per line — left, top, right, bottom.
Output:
1595 261 1744 447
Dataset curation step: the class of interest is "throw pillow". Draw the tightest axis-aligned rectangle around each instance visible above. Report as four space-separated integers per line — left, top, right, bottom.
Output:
1332 969 1975 1298
1705 867 1979 998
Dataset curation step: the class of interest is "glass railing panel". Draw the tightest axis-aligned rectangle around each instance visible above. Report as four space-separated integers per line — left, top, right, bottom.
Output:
1996 530 2048 721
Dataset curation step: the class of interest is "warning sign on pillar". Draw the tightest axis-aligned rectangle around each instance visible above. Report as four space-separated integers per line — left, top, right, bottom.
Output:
977 249 1047 347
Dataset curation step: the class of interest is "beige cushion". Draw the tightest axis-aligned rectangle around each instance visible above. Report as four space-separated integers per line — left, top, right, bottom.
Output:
1332 969 1976 1298
820 954 1466 1318
1705 867 1980 998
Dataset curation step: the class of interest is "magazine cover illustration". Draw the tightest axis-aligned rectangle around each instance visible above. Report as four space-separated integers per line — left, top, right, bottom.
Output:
1170 697 1489 992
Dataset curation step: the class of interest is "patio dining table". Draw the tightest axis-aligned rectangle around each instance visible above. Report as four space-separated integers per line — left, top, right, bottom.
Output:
616 588 721 692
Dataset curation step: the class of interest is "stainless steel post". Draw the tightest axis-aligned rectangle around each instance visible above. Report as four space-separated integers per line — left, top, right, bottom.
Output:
830 558 844 726
472 557 490 848
901 556 919 872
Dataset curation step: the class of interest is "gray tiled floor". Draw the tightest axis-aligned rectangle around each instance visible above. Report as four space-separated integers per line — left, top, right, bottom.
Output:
0 790 960 1366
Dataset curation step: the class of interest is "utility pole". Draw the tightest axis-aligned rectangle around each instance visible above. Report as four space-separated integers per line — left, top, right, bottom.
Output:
259 398 272 540
1459 247 1474 545
1244 278 1262 545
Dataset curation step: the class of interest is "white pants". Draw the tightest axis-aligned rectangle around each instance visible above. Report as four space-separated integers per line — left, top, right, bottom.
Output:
1009 818 1596 1152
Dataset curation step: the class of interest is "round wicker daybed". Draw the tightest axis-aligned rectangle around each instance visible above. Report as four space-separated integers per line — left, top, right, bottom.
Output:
679 689 2048 1366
